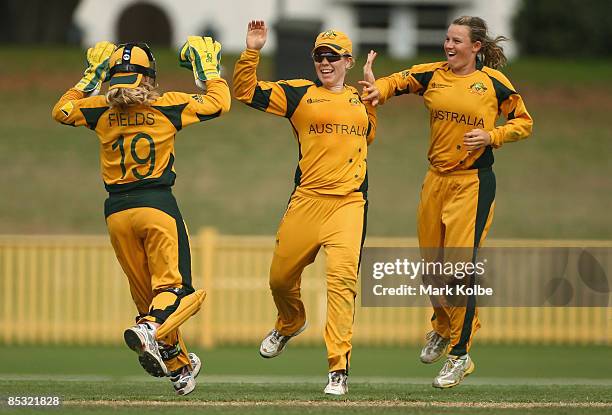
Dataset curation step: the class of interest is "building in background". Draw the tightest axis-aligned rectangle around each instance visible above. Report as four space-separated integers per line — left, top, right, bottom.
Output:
75 0 520 58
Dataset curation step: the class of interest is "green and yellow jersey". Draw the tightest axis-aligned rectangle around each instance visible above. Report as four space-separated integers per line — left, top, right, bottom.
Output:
52 80 231 193
233 49 377 196
375 62 532 173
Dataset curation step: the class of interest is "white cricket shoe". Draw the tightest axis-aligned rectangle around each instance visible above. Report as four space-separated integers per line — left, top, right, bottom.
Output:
170 352 202 396
324 370 348 395
189 352 202 378
123 323 168 377
420 330 450 364
259 322 307 358
432 354 475 389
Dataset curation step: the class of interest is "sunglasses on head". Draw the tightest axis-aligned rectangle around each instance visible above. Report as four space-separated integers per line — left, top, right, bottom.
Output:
312 51 351 63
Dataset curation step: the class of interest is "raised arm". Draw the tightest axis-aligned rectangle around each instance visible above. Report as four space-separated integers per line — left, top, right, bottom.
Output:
52 41 115 127
177 35 231 124
372 62 447 106
233 20 312 118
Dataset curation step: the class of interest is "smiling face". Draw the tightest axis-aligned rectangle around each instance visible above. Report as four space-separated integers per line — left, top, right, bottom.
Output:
313 47 353 90
444 24 482 75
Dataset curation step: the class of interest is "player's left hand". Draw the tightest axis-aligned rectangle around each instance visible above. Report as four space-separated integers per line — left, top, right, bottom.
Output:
463 129 492 150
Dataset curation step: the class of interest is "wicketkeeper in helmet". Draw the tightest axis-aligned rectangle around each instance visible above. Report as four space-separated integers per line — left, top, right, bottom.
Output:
52 37 231 395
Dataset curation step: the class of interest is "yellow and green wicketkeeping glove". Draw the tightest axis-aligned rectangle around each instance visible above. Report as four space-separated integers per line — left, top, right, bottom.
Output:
74 41 116 93
178 36 222 81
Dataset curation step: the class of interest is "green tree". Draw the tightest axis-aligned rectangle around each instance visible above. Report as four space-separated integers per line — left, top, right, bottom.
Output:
513 0 612 57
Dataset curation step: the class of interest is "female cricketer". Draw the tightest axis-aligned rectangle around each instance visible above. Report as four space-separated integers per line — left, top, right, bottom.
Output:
233 20 377 395
361 16 533 388
52 38 230 395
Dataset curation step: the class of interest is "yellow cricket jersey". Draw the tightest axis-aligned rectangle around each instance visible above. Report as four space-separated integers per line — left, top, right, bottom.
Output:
52 80 231 192
233 49 377 196
375 62 533 173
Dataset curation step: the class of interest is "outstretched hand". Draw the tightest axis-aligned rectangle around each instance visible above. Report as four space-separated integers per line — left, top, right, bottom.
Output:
246 20 267 50
359 50 380 106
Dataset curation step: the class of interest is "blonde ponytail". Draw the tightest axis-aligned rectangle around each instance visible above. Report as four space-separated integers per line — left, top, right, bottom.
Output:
105 77 160 109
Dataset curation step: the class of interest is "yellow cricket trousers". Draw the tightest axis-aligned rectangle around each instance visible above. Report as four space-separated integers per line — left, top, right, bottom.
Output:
417 167 496 356
104 189 195 372
270 188 367 373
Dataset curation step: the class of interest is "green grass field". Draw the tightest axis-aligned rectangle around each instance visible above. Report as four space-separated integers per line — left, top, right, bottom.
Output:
1 344 610 414
0 47 610 238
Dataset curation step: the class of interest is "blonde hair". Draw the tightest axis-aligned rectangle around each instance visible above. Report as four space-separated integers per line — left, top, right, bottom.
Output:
105 77 160 109
452 16 508 69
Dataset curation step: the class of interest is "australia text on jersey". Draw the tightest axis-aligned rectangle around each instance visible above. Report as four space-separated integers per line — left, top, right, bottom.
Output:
430 109 484 128
308 123 368 136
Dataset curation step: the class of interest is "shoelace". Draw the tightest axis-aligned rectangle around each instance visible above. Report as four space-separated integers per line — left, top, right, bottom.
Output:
330 372 345 384
171 366 192 382
440 358 464 375
433 336 446 348
268 330 282 344
426 331 446 349
271 329 291 343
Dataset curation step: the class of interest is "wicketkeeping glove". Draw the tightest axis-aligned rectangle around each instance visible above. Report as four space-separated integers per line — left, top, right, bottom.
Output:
178 36 222 81
74 41 116 93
